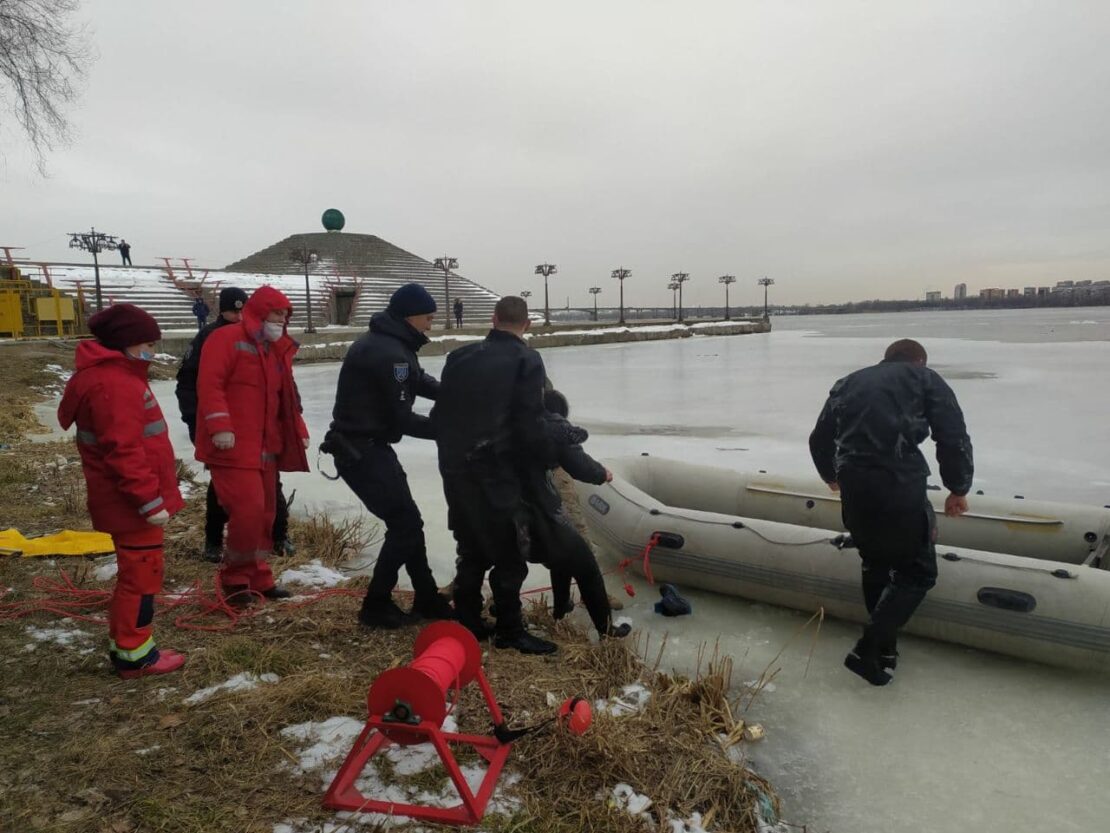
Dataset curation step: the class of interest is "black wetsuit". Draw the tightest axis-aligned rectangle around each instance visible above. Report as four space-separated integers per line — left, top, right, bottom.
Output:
810 359 973 657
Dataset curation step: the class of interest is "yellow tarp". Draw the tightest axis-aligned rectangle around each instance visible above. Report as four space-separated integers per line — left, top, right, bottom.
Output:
0 529 115 557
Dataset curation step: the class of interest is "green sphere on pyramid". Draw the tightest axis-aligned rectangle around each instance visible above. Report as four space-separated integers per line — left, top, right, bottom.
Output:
321 208 345 232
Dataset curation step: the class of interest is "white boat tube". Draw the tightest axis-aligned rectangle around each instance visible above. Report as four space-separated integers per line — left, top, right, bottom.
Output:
576 455 1110 672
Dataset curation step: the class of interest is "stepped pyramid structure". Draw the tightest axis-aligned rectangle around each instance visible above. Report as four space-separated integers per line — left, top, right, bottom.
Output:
226 230 500 328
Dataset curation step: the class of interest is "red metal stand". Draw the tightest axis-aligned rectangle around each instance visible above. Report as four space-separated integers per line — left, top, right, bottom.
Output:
323 621 513 826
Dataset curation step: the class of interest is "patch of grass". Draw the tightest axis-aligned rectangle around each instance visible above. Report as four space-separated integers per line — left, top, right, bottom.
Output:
288 513 375 568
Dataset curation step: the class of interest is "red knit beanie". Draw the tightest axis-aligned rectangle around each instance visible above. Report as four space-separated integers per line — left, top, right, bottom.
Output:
88 303 162 350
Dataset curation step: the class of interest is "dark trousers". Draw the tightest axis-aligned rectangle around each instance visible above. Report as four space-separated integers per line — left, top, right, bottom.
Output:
454 312 463 327
443 473 529 637
205 472 290 548
339 445 437 605
121 253 131 266
839 467 938 655
533 509 612 635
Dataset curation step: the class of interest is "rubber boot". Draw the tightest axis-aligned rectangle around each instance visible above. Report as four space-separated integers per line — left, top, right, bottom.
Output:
844 638 892 686
494 631 558 655
604 622 632 639
358 597 412 630
411 591 455 621
221 584 255 608
117 649 186 680
460 617 495 640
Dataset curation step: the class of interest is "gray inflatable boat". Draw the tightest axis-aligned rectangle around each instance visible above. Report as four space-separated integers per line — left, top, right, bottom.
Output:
576 455 1110 672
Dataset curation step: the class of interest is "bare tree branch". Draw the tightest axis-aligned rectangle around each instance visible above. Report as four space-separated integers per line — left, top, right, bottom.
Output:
0 0 92 172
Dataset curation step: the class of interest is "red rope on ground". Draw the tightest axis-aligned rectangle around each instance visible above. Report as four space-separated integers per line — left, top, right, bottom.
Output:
0 568 364 633
1 533 666 630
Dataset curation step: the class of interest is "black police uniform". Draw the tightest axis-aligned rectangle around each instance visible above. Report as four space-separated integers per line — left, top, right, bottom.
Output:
325 310 444 622
431 329 555 641
810 358 973 678
176 317 290 556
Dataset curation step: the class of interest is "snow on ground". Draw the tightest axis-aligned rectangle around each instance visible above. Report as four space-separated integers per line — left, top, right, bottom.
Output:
34 364 73 396
23 623 94 653
278 560 349 588
609 783 653 817
278 712 518 830
610 782 773 833
536 321 755 339
280 716 365 778
594 682 651 716
93 559 118 582
299 341 362 350
183 672 280 704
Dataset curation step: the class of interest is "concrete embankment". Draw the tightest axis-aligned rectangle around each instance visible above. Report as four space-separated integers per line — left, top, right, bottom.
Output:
157 318 771 363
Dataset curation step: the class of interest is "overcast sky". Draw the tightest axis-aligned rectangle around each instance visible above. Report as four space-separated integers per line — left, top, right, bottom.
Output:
3 1 1110 306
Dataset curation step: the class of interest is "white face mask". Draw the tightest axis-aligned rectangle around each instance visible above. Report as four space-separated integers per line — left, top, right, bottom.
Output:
262 321 284 342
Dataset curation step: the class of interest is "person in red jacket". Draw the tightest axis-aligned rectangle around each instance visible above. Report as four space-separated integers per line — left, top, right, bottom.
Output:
58 304 186 678
195 285 309 603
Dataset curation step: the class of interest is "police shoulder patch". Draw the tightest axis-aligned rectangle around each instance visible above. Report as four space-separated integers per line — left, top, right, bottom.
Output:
393 363 410 382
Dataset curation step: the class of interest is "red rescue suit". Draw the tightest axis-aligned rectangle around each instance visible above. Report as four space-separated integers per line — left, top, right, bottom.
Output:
195 285 308 593
58 341 183 669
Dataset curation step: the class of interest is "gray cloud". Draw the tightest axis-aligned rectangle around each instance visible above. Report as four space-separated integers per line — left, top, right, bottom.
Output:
4 0 1110 305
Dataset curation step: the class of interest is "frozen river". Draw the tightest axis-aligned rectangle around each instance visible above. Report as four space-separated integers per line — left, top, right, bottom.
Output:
141 306 1109 833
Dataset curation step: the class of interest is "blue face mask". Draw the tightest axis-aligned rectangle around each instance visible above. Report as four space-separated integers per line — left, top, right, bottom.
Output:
128 350 155 362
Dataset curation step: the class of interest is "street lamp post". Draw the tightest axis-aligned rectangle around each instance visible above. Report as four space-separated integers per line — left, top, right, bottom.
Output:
611 267 631 324
757 276 775 319
290 245 319 333
718 275 736 320
671 272 690 322
588 286 602 321
68 228 120 312
667 281 679 318
534 263 557 326
433 256 459 330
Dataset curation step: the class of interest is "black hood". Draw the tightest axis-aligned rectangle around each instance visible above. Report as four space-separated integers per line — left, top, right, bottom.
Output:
370 310 430 352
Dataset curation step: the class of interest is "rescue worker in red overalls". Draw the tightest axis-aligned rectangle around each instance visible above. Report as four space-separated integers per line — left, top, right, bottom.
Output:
58 304 186 678
195 285 309 603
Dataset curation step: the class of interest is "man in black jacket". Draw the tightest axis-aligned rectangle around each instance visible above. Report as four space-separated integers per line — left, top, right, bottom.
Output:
432 296 557 654
810 338 973 686
324 283 453 629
